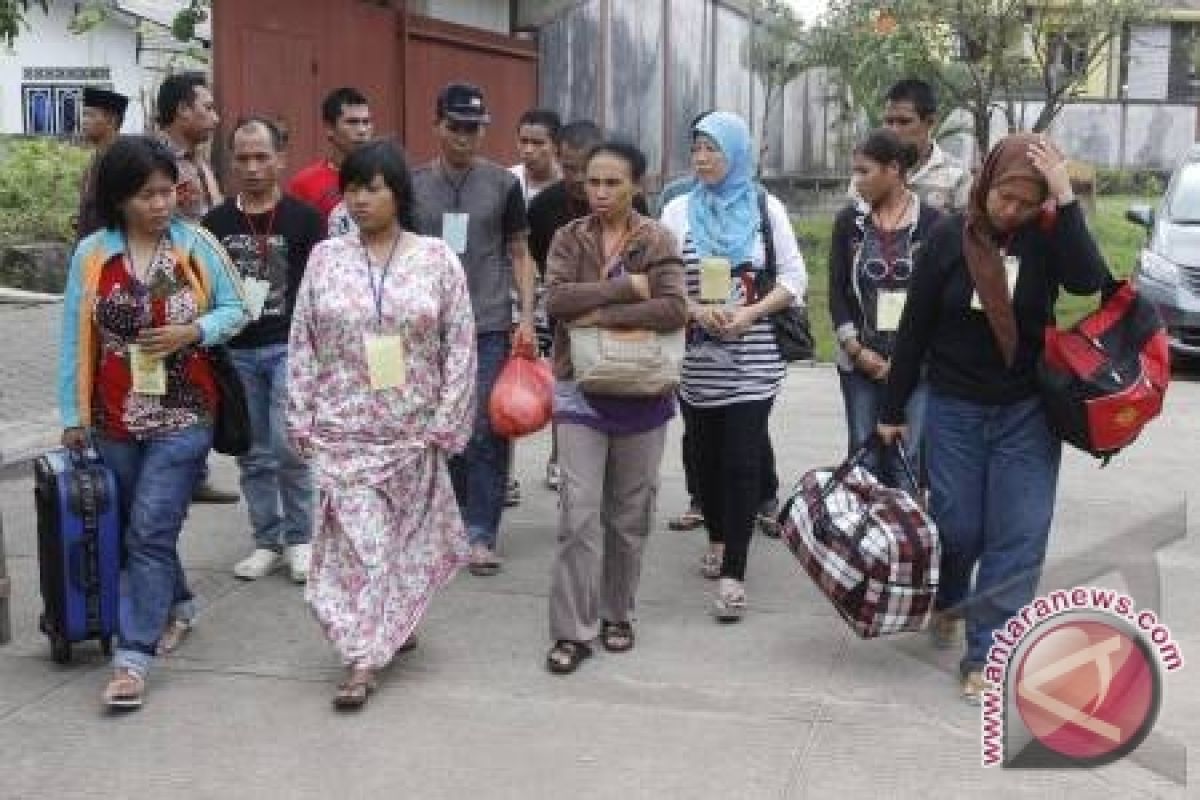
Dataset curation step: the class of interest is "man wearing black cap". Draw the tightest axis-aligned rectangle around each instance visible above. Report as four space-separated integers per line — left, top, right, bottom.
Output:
75 87 128 238
412 82 537 578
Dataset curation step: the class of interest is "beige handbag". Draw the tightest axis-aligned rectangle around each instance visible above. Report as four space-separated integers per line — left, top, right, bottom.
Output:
568 326 686 396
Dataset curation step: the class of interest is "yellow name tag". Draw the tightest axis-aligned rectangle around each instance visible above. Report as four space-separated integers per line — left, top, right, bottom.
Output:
128 344 167 396
699 257 731 303
442 212 469 255
876 290 907 332
364 333 406 391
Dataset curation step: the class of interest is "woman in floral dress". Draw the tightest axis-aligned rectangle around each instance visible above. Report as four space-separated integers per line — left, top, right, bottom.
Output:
287 141 476 709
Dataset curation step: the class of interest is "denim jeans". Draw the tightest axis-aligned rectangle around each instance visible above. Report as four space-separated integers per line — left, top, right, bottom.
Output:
450 332 512 549
838 368 928 492
230 343 313 550
924 391 1062 673
97 425 211 676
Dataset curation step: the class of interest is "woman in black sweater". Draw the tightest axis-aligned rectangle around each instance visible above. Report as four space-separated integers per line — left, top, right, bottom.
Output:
829 129 942 488
878 133 1109 703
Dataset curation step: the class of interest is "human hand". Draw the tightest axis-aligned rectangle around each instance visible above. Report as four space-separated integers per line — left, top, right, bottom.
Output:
717 306 757 340
61 427 88 451
690 304 725 337
629 273 651 300
135 324 201 357
876 423 907 447
569 311 601 328
1029 136 1073 204
511 319 537 355
855 348 889 382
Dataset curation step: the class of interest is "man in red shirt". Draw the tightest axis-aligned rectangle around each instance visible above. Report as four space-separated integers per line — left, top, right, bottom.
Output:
287 87 372 225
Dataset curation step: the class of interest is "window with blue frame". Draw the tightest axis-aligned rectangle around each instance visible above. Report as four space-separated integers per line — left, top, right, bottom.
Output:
20 66 112 135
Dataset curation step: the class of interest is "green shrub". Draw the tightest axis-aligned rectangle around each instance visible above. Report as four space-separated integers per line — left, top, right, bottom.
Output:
0 136 91 242
1095 168 1167 198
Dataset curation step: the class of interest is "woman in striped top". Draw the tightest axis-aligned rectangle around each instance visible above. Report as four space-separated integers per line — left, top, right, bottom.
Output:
659 112 807 621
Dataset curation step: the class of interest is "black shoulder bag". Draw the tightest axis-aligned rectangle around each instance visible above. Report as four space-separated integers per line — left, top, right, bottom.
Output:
755 188 814 362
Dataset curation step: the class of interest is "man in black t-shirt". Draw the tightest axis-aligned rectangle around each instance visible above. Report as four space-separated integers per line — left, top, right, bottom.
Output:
202 118 324 584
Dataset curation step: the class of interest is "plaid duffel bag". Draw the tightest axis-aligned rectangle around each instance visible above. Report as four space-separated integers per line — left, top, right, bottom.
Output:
779 436 940 638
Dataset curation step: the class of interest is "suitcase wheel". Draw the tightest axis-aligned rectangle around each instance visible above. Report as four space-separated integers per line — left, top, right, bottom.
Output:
49 634 72 665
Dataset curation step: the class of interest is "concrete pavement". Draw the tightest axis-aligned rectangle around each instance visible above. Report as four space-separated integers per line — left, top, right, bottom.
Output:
0 367 1195 799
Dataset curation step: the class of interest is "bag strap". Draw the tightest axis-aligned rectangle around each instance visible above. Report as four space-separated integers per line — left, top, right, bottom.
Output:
819 432 922 503
757 186 777 282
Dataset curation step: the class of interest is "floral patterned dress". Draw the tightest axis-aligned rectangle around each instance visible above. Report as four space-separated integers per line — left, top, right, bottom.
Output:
287 234 477 669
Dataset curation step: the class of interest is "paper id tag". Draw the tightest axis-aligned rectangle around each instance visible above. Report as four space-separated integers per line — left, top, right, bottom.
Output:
442 212 470 255
699 257 732 304
364 333 406 391
243 277 270 320
128 344 167 396
876 290 907 332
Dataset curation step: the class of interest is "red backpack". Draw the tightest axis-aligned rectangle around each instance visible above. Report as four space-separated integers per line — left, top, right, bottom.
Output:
1038 280 1169 462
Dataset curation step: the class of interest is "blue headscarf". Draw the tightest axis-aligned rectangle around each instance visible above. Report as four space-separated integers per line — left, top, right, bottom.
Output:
687 112 760 267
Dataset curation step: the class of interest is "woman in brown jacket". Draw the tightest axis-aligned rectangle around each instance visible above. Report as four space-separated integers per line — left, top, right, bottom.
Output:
543 140 688 674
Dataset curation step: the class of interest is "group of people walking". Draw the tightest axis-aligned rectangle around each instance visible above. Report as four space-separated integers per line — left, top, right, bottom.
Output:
58 72 1109 711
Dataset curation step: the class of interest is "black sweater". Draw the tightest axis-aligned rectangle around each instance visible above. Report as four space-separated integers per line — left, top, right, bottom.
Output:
879 201 1110 423
828 201 943 359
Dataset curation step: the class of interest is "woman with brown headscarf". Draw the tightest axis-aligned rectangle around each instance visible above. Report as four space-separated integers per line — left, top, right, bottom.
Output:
876 134 1109 703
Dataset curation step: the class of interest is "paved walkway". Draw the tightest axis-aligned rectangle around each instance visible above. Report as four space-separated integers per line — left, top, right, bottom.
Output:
0 368 1195 798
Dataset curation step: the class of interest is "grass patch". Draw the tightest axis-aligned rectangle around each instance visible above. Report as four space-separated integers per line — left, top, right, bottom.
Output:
793 194 1155 360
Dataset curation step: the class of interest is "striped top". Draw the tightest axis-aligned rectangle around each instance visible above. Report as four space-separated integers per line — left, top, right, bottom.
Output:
660 192 807 408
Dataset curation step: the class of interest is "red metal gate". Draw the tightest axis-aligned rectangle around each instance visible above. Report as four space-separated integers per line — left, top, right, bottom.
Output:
212 0 537 181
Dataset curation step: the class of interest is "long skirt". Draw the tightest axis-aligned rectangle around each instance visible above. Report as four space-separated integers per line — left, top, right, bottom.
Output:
306 446 469 669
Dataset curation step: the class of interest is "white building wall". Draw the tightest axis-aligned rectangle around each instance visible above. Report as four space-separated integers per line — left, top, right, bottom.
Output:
0 1 145 135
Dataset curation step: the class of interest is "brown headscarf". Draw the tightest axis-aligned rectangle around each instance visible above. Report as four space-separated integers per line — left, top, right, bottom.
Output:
964 133 1048 366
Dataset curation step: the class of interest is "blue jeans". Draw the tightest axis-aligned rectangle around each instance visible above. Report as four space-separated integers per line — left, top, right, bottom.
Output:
450 332 511 549
838 368 928 491
925 391 1061 673
97 425 211 676
230 344 313 550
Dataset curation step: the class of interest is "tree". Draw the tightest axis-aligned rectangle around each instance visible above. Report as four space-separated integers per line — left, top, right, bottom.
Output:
743 0 814 174
0 0 209 47
0 0 47 47
809 0 1155 156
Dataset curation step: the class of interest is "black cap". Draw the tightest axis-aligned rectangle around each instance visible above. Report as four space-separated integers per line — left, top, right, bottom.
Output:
83 87 129 116
436 83 490 124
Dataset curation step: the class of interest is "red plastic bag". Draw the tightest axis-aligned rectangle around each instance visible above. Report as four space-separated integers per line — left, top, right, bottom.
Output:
488 352 554 439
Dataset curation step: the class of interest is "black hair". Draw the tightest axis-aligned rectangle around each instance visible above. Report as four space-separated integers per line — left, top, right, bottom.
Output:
690 109 715 131
156 72 208 127
229 116 286 151
338 140 415 231
585 139 648 182
322 87 369 126
885 79 938 119
558 119 603 151
853 128 920 174
517 109 562 139
94 135 179 230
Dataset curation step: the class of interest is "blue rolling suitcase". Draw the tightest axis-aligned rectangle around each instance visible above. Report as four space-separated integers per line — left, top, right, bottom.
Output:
33 447 121 663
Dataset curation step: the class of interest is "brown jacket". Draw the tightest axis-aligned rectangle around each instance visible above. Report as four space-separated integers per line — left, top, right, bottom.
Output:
545 212 687 380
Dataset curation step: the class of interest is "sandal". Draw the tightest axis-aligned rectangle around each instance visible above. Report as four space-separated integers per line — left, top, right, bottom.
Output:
669 506 705 531
468 546 502 577
600 620 635 653
699 550 722 580
333 667 376 711
156 618 193 656
103 668 145 710
713 578 747 623
545 640 592 675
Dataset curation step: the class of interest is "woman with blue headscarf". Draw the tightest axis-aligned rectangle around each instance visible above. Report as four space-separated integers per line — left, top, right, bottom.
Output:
659 111 807 621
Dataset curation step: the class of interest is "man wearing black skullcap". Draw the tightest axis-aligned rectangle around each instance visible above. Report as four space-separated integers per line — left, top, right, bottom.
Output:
75 87 128 238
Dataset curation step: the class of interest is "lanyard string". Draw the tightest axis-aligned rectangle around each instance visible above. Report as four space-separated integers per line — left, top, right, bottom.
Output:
602 223 633 279
361 233 401 328
439 161 474 209
237 195 279 263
